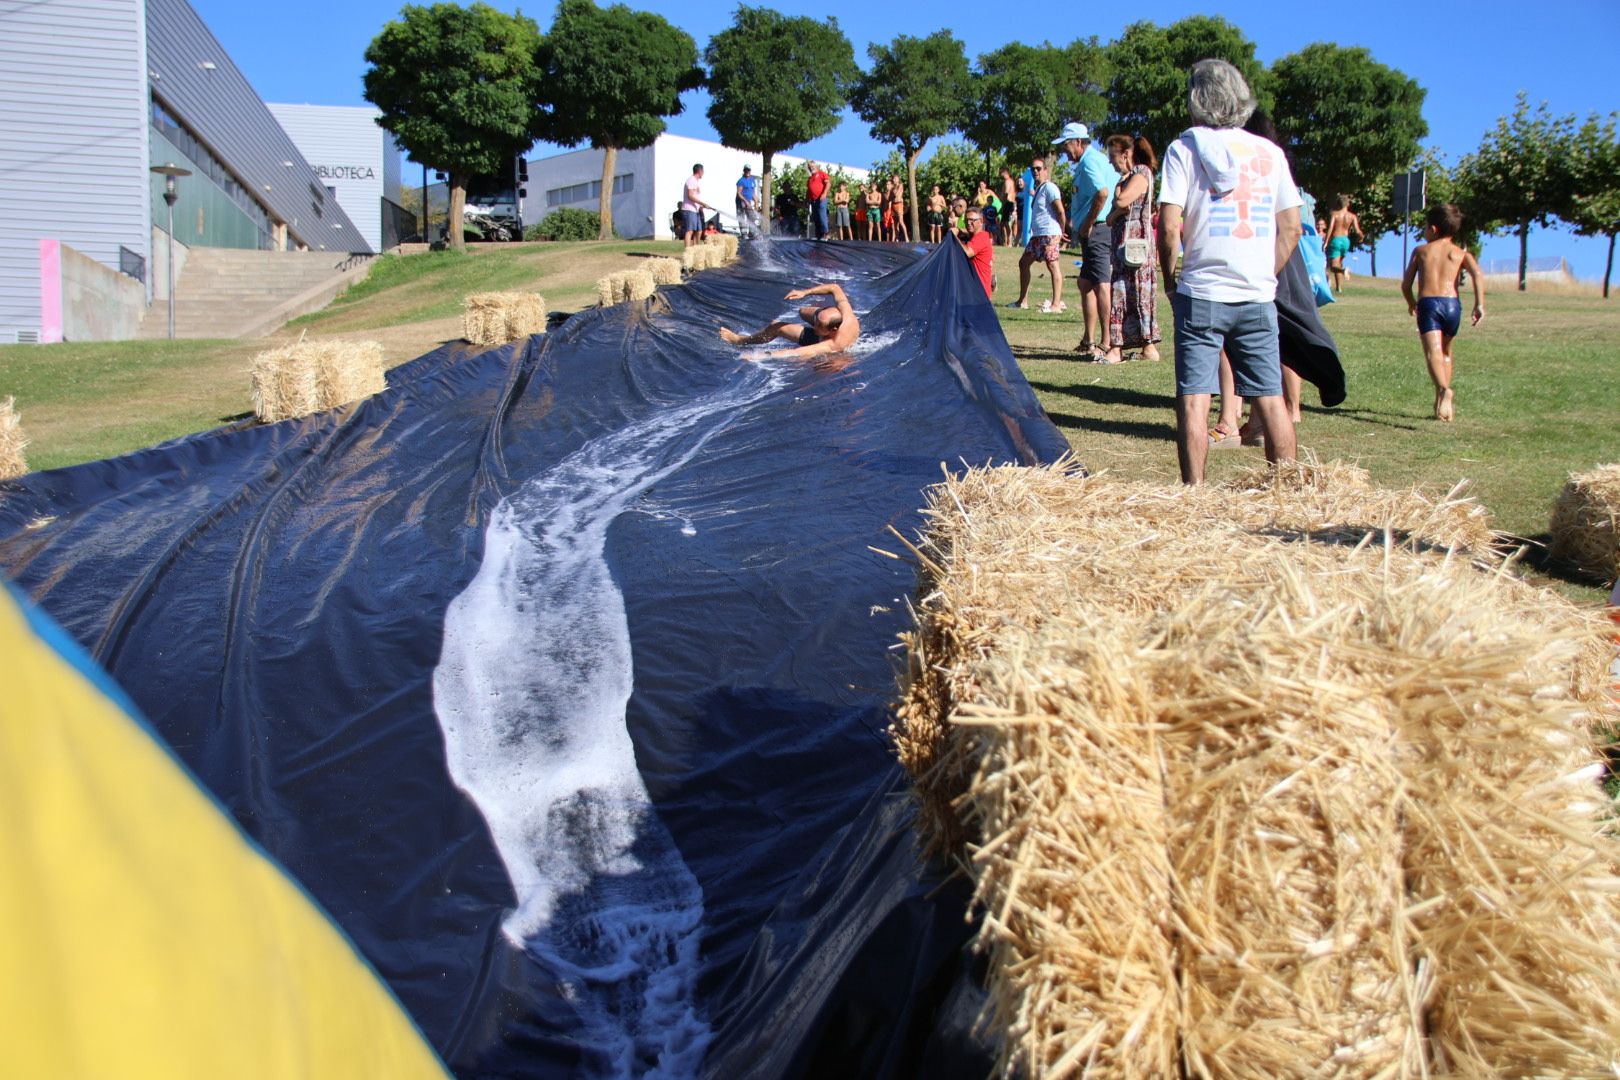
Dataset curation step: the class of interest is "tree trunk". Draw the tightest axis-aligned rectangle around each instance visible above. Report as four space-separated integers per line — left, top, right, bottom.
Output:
905 142 922 244
762 150 774 239
447 177 466 252
1604 230 1614 299
1517 220 1529 292
597 144 617 241
1370 244 1377 278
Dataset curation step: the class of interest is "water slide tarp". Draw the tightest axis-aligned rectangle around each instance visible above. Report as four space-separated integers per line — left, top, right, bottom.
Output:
0 240 1068 1077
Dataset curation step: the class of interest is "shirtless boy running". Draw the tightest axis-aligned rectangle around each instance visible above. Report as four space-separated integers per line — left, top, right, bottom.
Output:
1324 194 1362 293
718 283 861 361
1400 203 1484 422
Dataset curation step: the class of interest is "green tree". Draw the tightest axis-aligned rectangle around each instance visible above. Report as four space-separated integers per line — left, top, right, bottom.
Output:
1105 16 1271 163
1352 149 1463 277
850 31 972 241
536 0 703 240
1270 44 1427 211
964 39 1110 167
363 3 544 252
704 6 857 237
1454 93 1576 291
1567 110 1620 298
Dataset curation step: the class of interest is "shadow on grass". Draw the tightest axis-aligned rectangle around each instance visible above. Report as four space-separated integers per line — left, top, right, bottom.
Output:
1042 409 1177 443
1028 379 1177 412
1502 532 1615 593
217 411 253 424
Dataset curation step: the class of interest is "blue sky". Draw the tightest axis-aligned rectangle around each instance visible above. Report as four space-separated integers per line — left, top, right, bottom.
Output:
197 0 1619 281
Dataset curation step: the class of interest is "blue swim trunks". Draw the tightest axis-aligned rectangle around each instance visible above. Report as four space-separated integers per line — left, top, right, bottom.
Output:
1416 296 1462 338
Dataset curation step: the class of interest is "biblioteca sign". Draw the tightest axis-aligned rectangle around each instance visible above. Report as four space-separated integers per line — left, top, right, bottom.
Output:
316 165 376 181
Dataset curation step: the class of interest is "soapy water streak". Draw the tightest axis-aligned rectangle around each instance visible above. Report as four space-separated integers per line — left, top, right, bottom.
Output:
432 366 780 1077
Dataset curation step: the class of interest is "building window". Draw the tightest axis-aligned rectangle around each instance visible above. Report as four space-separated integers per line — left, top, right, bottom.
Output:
150 97 273 240
546 174 633 208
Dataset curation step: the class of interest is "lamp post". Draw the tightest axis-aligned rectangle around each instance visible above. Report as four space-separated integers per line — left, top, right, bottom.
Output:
150 162 191 339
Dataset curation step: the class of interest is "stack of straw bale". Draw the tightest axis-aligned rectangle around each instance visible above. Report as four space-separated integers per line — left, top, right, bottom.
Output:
251 340 387 423
593 268 658 307
1549 463 1620 584
704 232 740 263
461 291 548 346
893 459 1620 1079
0 396 27 479
644 257 683 286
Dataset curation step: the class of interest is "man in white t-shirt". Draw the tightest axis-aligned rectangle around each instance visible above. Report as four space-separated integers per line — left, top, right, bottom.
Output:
1158 59 1303 484
682 164 713 248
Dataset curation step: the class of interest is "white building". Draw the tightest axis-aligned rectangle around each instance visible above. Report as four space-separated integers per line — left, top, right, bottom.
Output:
527 133 870 240
268 104 405 253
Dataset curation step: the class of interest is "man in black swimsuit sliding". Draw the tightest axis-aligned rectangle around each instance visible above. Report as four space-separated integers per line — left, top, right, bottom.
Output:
718 283 861 361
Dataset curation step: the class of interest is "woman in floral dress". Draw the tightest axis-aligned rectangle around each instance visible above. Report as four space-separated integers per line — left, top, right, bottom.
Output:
1101 134 1161 363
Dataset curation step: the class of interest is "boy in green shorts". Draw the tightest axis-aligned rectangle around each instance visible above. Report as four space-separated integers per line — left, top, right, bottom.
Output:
1324 194 1361 293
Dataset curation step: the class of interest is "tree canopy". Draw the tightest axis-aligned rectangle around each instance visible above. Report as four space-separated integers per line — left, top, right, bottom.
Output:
1453 93 1576 290
1567 111 1620 297
1105 16 1271 162
362 2 544 250
704 6 856 234
963 39 1110 166
535 0 703 238
850 31 972 240
1270 43 1427 208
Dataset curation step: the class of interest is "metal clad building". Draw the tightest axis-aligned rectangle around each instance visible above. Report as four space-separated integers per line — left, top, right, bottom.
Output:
0 0 151 343
267 105 403 255
0 0 367 343
144 0 360 254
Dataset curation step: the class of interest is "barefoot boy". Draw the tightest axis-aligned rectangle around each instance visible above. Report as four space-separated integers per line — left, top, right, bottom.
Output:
1324 194 1361 293
1400 203 1484 422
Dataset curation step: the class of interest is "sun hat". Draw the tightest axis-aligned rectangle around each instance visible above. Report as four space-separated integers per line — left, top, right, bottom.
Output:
1052 122 1092 144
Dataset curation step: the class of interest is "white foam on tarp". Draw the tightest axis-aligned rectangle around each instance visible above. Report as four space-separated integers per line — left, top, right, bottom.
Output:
432 367 779 1078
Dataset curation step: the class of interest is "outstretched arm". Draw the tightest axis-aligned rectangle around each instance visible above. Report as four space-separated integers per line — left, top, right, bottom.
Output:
1463 251 1485 324
786 283 853 326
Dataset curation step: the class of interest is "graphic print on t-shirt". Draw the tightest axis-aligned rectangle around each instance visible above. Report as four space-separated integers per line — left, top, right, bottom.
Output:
1208 140 1276 241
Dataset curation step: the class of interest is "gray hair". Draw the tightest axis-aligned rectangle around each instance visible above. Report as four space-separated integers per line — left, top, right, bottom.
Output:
1187 59 1256 130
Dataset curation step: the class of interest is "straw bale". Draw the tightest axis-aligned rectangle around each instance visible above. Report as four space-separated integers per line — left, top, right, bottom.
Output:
705 232 739 262
312 341 386 409
623 267 656 302
1549 463 1620 584
682 244 720 273
251 340 388 422
645 257 683 285
0 396 27 480
462 291 547 345
893 461 1620 1079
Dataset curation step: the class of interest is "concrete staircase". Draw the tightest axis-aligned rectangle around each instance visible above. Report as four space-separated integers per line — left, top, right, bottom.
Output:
139 248 375 339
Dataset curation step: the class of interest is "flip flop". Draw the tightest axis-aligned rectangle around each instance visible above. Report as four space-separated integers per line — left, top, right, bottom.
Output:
1209 423 1240 448
1039 301 1068 314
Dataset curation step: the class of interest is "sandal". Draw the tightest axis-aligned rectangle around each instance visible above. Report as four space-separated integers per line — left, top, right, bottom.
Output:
1039 300 1068 313
1208 422 1240 448
1097 347 1124 365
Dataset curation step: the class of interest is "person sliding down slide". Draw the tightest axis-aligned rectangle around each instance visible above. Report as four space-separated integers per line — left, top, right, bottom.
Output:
719 283 861 361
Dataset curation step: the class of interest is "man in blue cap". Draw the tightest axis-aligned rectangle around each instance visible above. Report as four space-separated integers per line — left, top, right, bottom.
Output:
1056 121 1117 358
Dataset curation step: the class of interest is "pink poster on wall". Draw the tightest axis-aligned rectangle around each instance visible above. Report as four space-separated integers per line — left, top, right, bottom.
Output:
39 239 63 344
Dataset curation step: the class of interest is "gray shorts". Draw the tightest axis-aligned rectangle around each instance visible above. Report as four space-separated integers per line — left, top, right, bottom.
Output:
1171 294 1281 398
1080 226 1112 283
834 206 851 227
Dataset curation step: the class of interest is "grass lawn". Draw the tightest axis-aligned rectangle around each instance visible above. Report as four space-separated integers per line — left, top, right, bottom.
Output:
2 239 1615 601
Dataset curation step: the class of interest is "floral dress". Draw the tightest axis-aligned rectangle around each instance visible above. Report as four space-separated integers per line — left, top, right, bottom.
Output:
1110 164 1160 350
